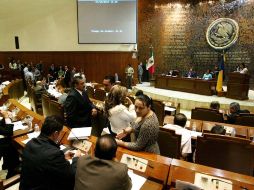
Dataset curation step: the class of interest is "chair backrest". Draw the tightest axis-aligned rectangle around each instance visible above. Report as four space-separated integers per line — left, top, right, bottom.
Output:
202 121 248 138
30 88 40 113
235 114 254 127
195 134 254 176
152 99 165 126
191 108 224 123
49 100 64 120
158 127 181 159
185 119 203 132
94 88 106 101
42 93 51 117
86 86 94 98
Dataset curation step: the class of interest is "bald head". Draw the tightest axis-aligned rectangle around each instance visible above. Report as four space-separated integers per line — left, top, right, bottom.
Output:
94 134 117 160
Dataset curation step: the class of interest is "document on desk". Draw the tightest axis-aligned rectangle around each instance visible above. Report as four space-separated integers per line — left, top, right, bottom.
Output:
12 121 28 131
128 170 146 190
21 132 40 144
67 127 92 140
194 172 232 190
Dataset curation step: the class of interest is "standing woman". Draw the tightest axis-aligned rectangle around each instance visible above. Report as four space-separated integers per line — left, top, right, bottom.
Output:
116 94 160 154
104 85 136 136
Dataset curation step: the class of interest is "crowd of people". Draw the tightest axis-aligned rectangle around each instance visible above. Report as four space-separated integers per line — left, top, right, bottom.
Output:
0 57 251 190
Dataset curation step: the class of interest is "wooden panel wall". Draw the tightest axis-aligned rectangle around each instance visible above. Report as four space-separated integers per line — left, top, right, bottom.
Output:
0 52 138 84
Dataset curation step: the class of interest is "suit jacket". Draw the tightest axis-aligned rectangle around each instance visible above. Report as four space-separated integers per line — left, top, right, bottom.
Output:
20 134 78 190
64 70 71 87
64 88 96 128
0 118 14 154
0 119 19 172
75 155 132 190
185 71 197 78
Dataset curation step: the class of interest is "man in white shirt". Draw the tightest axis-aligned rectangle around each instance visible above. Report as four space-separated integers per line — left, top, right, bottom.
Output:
239 63 248 74
125 64 134 89
163 113 192 157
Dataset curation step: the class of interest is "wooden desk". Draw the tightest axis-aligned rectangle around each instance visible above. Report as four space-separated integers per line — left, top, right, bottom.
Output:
155 75 216 96
89 136 171 185
14 132 170 190
168 159 254 190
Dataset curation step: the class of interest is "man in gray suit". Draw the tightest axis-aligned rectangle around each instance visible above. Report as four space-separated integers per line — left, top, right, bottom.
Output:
138 62 143 84
75 134 132 190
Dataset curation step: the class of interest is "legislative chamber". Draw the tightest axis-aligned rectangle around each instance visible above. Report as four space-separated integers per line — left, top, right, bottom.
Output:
0 0 254 190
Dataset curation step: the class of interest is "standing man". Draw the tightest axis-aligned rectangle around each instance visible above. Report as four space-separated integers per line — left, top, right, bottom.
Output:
75 134 132 190
103 75 115 93
64 76 97 128
138 62 143 84
0 110 20 179
125 64 134 89
20 116 81 190
64 65 71 87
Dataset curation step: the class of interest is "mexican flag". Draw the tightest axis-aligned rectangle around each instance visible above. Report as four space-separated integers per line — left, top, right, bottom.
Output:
146 47 155 74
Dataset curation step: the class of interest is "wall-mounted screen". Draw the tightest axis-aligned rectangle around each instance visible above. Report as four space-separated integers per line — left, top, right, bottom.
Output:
77 0 137 44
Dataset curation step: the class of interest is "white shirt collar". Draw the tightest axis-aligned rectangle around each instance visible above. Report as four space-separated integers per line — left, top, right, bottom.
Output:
75 88 83 96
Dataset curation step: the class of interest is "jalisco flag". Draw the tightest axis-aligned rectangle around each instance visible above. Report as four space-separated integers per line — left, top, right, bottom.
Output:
146 46 155 74
216 52 225 92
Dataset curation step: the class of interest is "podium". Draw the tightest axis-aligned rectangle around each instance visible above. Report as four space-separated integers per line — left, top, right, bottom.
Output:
227 73 250 100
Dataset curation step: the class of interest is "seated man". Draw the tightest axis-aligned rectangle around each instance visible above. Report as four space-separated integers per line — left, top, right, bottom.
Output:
20 116 81 190
0 110 20 179
210 101 221 112
185 67 197 78
226 102 250 124
163 113 192 157
211 125 226 135
75 134 132 190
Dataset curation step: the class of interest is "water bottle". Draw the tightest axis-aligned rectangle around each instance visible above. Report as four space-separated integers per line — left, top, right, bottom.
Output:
192 122 197 132
34 124 40 132
34 124 40 136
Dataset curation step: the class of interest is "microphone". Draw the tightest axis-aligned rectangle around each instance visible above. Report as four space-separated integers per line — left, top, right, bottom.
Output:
126 156 154 169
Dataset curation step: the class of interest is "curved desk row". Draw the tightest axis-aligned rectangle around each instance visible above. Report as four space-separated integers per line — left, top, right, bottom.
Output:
4 80 254 190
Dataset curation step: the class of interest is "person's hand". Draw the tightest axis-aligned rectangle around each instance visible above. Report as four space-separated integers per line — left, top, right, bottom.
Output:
0 110 9 118
64 150 75 160
125 97 133 105
91 108 97 117
115 138 124 147
74 150 81 158
116 130 127 140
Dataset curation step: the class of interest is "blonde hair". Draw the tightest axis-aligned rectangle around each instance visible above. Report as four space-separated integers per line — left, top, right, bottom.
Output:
104 85 127 117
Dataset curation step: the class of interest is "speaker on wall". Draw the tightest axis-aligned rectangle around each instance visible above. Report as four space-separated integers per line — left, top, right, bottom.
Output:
15 36 19 49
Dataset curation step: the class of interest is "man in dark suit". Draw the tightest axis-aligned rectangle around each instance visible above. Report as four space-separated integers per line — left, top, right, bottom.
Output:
64 76 97 128
0 110 20 179
20 116 81 190
75 134 132 190
64 65 71 87
185 67 197 78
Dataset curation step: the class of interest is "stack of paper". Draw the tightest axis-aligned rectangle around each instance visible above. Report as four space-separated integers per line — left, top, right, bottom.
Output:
67 127 92 140
13 121 28 131
128 170 146 190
